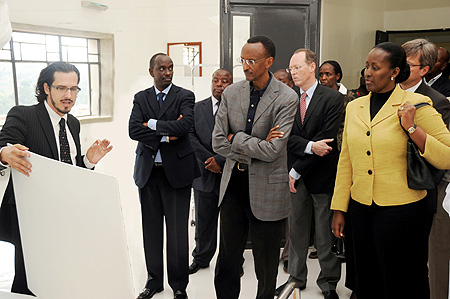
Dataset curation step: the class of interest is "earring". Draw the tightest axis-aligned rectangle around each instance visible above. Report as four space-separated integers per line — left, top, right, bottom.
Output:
391 76 394 81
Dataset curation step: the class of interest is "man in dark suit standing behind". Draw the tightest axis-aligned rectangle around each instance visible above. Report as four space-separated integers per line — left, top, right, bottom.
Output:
425 47 450 97
129 53 199 299
400 39 450 299
188 69 232 274
0 61 112 296
276 49 343 299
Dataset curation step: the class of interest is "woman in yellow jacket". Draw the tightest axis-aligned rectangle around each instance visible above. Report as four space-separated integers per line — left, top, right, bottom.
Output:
331 42 450 299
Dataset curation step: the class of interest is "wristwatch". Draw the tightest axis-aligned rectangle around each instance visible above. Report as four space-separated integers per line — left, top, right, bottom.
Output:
407 124 417 134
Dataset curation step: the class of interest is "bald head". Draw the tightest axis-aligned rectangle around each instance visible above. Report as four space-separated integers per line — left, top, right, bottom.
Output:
427 47 450 80
211 68 232 100
274 69 293 88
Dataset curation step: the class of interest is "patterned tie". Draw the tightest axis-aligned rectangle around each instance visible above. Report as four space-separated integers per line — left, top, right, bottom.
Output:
157 92 165 108
59 118 72 165
300 92 307 124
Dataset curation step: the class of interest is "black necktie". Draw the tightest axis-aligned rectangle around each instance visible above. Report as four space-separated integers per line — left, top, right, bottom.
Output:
214 101 220 117
157 92 165 108
59 118 72 165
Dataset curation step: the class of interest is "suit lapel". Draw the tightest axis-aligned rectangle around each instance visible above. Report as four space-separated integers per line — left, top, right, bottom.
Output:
36 103 58 160
301 84 324 128
159 85 178 118
201 97 215 131
240 83 250 119
67 115 81 163
356 95 371 128
253 80 278 125
146 87 159 116
371 87 403 127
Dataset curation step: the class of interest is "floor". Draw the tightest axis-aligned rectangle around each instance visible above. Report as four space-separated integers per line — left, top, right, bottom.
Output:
0 222 351 299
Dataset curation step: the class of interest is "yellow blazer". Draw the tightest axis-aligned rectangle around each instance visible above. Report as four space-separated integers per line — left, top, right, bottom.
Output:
331 86 450 212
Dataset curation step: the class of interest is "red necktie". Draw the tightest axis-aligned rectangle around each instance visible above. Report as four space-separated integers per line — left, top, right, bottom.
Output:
300 92 307 124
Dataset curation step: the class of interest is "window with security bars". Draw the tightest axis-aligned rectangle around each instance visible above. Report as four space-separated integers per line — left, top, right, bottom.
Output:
0 31 101 125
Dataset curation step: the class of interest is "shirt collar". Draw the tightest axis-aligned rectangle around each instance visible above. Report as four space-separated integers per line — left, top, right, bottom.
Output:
44 100 68 128
211 95 219 106
250 72 272 97
154 83 172 96
425 72 442 86
401 78 422 93
300 80 319 99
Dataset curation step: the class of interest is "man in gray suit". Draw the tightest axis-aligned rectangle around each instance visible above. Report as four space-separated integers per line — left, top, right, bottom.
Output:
212 35 298 299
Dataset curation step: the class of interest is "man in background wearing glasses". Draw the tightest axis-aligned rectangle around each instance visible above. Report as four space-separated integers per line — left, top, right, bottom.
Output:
276 49 343 299
212 35 298 299
0 61 112 296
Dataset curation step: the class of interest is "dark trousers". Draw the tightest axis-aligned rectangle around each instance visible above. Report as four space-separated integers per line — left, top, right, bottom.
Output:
192 189 219 266
349 198 430 299
139 166 190 292
5 204 34 296
214 166 284 299
429 180 450 299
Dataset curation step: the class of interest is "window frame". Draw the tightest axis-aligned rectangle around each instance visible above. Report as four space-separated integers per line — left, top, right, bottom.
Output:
1 23 114 125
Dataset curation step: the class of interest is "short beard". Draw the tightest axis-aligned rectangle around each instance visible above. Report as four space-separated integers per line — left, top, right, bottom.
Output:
49 93 70 115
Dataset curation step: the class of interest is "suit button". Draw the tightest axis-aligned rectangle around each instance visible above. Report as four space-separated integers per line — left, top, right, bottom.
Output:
0 170 4 176
152 155 155 158
366 131 370 136
368 170 373 175
367 151 371 156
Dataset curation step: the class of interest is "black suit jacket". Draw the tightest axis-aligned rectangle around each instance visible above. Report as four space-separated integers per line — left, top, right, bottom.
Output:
430 74 450 97
189 97 225 194
0 102 84 242
287 84 345 194
416 81 450 126
129 84 200 189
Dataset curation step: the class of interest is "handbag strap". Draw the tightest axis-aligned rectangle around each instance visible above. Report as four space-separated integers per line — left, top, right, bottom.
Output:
399 102 431 139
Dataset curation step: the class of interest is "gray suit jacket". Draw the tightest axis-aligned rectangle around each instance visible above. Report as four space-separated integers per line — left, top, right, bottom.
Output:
212 77 298 221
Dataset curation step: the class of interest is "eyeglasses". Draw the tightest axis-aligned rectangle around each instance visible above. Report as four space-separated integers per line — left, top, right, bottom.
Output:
407 63 422 68
50 85 81 95
286 64 307 74
236 57 266 66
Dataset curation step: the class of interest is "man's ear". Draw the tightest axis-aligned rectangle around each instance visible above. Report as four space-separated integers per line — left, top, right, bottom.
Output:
149 67 154 78
419 66 430 77
44 83 50 95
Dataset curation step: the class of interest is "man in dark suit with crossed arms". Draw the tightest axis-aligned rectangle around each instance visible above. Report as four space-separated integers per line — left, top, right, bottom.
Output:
129 53 199 299
0 61 112 296
188 68 232 274
276 49 343 299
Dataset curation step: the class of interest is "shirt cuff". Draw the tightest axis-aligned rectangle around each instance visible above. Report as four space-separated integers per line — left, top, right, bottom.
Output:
0 146 9 167
289 168 301 180
161 136 169 143
305 141 314 154
83 155 96 169
148 119 157 130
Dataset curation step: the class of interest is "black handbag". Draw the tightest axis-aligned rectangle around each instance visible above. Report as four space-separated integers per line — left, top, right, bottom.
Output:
331 237 345 259
403 102 445 190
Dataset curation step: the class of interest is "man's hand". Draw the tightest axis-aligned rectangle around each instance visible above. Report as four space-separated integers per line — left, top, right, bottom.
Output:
311 139 334 157
205 157 222 173
168 115 183 141
266 125 284 142
227 133 234 142
86 139 113 164
0 144 31 176
289 174 297 193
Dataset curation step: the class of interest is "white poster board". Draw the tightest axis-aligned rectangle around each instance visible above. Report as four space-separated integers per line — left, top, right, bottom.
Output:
11 152 134 299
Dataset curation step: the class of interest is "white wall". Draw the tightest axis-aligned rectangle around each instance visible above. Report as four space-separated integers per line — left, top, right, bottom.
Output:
385 6 450 31
6 0 220 292
320 0 386 89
